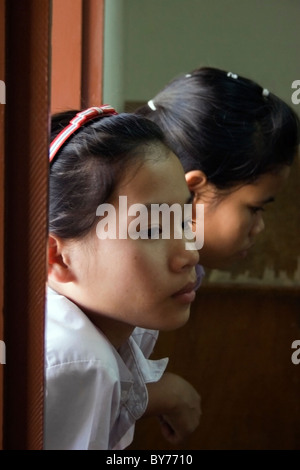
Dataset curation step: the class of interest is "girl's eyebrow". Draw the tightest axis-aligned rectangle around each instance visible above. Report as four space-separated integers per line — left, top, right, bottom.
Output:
259 196 275 205
262 196 275 204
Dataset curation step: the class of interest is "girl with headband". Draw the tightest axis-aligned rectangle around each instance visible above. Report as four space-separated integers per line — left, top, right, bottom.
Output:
135 67 299 274
45 106 201 449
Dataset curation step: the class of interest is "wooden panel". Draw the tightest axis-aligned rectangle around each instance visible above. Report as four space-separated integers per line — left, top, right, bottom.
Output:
129 286 300 450
3 0 50 450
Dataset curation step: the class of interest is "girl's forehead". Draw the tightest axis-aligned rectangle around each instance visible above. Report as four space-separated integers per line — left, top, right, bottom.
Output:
253 166 290 190
115 151 190 206
234 167 290 200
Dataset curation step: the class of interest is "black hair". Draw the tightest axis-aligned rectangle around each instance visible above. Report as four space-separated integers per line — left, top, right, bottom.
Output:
135 66 300 189
49 112 167 239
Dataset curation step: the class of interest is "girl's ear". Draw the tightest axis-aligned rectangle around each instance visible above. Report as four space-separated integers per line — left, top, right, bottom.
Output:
185 170 208 194
48 235 75 283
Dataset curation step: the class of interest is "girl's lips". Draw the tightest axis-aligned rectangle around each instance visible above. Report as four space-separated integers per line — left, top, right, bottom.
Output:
238 249 248 259
172 282 197 304
238 243 255 259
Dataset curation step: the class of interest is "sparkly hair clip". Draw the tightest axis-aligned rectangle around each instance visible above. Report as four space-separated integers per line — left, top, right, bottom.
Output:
227 71 270 98
49 105 117 164
147 100 156 111
262 88 269 97
227 72 238 79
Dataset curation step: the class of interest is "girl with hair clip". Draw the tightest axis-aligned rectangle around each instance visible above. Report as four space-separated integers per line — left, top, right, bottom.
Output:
135 67 300 276
45 106 201 450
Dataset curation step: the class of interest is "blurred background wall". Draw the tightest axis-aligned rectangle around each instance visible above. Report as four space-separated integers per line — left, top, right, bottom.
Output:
104 0 300 115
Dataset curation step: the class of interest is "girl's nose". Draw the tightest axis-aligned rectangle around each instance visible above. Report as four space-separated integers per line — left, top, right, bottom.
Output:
169 234 199 273
250 214 265 237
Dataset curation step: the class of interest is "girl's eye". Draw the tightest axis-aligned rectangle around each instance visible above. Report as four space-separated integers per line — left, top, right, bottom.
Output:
250 206 265 214
182 218 193 231
139 226 162 239
182 218 194 238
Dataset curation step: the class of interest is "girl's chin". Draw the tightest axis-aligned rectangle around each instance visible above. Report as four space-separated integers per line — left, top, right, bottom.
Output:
237 249 249 259
158 310 191 332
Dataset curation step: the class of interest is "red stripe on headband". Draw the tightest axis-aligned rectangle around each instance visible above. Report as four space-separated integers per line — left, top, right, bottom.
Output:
49 105 118 164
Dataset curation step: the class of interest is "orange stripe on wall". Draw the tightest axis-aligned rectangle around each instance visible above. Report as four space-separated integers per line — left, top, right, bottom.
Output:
51 0 83 113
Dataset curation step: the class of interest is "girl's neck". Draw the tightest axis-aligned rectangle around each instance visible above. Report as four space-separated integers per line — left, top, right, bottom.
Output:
47 281 135 349
84 311 135 350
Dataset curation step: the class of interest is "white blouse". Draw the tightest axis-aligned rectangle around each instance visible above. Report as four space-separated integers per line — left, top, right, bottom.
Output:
44 287 168 450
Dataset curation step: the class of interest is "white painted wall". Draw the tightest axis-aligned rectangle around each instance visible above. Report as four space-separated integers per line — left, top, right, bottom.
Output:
104 0 299 112
103 0 125 111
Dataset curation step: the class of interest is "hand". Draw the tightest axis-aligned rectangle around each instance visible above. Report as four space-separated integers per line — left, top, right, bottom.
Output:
145 372 201 445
